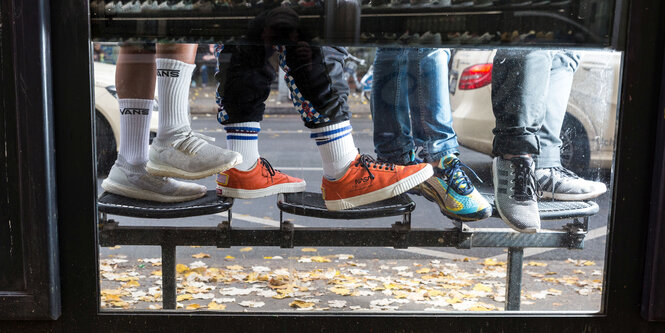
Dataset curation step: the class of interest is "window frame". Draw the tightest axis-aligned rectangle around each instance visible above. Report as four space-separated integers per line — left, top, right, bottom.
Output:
3 0 665 329
0 0 61 320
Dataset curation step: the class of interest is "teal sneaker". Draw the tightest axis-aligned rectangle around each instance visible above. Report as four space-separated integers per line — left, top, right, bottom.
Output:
415 155 492 222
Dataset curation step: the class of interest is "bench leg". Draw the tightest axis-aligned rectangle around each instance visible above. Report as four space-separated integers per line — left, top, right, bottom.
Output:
505 247 524 311
161 244 177 309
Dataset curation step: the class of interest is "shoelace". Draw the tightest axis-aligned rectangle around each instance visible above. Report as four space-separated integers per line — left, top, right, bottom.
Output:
546 166 579 199
171 131 215 155
510 158 541 202
355 154 395 180
260 157 276 181
439 158 481 196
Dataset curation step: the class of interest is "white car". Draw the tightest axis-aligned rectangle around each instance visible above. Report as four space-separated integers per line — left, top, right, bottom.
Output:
94 61 159 175
449 50 620 173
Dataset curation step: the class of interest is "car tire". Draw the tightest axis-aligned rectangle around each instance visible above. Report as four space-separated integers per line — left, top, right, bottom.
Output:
559 113 590 175
96 110 117 177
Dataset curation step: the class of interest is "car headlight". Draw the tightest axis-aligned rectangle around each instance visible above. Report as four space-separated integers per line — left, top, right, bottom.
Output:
105 85 118 99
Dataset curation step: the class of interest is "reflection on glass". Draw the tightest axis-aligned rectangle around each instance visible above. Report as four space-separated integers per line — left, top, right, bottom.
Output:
91 0 618 315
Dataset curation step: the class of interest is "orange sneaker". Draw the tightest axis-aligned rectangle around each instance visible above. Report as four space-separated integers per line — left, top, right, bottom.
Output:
216 157 306 198
321 154 433 211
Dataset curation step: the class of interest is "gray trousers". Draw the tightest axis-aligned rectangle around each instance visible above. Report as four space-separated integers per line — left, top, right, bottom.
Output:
491 50 580 168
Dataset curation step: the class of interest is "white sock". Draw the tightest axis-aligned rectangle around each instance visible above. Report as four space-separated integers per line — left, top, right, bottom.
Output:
155 58 196 139
310 120 357 180
118 98 154 166
224 122 260 171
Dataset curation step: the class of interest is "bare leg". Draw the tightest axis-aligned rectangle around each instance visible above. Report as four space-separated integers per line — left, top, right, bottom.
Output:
115 45 156 99
156 43 197 63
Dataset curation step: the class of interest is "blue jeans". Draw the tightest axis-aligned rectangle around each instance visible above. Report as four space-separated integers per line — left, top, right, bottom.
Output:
491 50 580 168
371 48 458 165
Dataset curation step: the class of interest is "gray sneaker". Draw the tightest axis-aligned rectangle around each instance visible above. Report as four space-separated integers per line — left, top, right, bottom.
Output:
147 128 242 180
536 166 607 201
493 156 540 233
101 156 206 203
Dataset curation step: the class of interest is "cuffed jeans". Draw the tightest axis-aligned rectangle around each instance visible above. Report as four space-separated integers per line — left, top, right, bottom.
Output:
491 49 580 168
371 48 458 164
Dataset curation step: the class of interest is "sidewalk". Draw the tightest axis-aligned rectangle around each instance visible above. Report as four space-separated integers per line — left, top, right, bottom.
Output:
189 86 371 115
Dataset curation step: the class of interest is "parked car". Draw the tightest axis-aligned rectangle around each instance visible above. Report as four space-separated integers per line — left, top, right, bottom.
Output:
94 61 159 175
449 50 620 174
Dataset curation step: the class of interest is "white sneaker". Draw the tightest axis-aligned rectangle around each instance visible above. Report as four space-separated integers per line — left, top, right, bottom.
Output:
101 156 206 203
147 128 242 179
536 166 607 201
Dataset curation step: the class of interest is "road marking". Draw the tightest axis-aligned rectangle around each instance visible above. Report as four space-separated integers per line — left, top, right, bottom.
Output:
486 226 608 261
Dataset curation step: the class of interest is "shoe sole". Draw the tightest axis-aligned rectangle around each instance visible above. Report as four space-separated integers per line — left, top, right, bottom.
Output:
492 158 539 233
146 154 242 180
417 183 492 222
324 164 434 211
217 181 306 199
540 187 607 201
101 179 205 203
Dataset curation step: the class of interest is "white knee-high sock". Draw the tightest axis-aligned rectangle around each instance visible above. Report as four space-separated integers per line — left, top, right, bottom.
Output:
310 120 357 180
224 122 260 171
118 98 154 166
155 58 195 139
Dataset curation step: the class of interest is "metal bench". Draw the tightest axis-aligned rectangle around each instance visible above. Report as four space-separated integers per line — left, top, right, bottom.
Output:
98 190 597 310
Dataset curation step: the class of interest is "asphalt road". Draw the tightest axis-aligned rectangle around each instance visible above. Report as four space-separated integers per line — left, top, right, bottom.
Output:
99 113 612 263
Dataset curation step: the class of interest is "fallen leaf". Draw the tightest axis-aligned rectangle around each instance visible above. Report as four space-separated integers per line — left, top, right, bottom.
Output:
239 301 265 308
224 255 235 260
226 265 243 271
526 261 548 267
192 253 210 259
301 248 318 252
186 303 202 310
290 300 316 309
176 264 189 274
177 294 193 302
239 247 253 252
122 280 140 288
207 302 226 310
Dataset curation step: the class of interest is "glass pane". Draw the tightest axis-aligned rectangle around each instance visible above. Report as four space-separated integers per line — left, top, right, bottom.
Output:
91 0 619 314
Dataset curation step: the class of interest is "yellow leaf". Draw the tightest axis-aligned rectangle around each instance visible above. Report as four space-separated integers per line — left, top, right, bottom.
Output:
176 264 189 274
482 258 506 266
527 261 548 267
122 280 140 288
470 303 495 311
115 276 139 282
263 257 273 260
207 302 226 310
190 246 201 248
289 300 316 308
416 268 431 274
192 252 211 259
109 246 121 250
177 294 193 302
301 248 318 252
330 287 351 296
310 256 331 263
583 261 596 266
103 294 122 302
426 290 446 298
239 247 253 252
224 255 235 260
226 265 243 271
473 283 493 293
186 303 201 310
446 297 463 304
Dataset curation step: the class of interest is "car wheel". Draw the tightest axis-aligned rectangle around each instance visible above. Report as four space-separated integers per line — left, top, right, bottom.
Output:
559 113 590 175
96 110 117 177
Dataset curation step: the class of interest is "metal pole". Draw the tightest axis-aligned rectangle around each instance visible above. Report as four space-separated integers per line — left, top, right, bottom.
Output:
161 244 177 310
505 247 524 311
